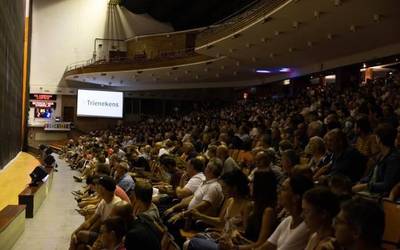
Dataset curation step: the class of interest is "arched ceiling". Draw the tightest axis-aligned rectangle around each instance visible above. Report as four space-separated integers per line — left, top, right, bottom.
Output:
120 0 255 30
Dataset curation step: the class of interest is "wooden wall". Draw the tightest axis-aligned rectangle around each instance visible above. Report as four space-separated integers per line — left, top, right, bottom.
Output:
0 0 25 168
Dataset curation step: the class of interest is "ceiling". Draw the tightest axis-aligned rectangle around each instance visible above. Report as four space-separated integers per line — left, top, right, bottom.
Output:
119 0 256 30
64 0 400 91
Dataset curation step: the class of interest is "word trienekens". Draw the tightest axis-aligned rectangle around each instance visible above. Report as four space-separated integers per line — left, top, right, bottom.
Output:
87 100 119 107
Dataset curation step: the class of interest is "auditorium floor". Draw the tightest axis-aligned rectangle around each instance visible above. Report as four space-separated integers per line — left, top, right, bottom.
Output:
12 154 82 250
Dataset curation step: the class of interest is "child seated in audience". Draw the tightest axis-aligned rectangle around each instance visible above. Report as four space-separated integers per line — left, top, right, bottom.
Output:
100 217 127 250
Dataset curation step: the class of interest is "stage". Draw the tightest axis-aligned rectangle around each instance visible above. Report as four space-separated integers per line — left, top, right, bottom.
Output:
0 152 39 211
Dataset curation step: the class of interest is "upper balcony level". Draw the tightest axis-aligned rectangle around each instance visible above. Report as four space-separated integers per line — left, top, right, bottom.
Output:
62 0 400 91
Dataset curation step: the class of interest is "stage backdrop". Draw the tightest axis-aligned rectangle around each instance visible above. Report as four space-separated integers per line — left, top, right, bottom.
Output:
0 0 25 169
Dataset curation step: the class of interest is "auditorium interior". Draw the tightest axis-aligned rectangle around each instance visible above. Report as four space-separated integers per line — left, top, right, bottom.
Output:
1 0 400 249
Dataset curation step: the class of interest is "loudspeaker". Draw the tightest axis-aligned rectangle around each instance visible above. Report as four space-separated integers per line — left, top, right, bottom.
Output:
29 166 49 186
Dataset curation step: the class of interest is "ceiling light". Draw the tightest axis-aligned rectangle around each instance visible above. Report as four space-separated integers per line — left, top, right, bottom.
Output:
363 63 367 68
373 14 381 22
283 79 291 85
231 33 241 39
256 70 271 74
279 68 291 73
325 75 336 80
262 17 272 23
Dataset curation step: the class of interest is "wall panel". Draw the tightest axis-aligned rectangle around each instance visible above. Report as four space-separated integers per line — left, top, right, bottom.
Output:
0 0 25 168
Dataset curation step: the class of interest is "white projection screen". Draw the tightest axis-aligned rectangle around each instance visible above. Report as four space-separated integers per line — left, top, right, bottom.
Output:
77 89 123 118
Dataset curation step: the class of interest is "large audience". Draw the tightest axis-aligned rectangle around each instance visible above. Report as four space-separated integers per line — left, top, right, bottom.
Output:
61 74 400 250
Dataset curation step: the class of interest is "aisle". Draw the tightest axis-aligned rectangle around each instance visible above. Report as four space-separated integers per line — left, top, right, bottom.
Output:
12 155 83 250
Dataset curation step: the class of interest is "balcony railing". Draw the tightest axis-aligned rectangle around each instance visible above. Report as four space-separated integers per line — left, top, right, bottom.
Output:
65 47 198 73
196 0 291 47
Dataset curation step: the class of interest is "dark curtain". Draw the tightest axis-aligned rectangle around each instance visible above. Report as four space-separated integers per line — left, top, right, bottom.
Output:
0 0 25 168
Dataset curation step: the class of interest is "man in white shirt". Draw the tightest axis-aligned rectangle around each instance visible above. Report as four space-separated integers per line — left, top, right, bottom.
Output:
176 157 206 199
165 158 224 221
70 175 121 250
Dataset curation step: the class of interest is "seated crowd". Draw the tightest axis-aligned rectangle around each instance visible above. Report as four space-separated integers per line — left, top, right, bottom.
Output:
62 76 400 250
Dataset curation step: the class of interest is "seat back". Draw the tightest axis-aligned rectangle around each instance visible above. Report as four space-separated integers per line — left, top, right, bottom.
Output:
161 232 180 250
382 199 400 248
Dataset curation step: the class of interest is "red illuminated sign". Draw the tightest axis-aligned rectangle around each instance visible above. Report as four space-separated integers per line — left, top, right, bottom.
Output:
30 94 56 100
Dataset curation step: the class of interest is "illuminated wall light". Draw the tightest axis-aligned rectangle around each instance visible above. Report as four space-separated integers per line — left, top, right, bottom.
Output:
256 70 271 74
363 63 367 68
283 79 291 85
325 75 336 80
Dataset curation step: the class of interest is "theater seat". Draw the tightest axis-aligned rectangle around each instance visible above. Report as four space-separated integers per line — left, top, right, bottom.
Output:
382 199 400 249
161 232 180 250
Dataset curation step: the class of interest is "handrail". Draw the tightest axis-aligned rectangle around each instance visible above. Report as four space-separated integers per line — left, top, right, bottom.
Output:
196 0 290 47
214 0 262 25
65 47 198 72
